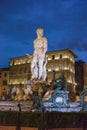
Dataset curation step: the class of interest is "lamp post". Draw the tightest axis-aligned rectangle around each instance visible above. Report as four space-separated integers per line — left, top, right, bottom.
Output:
41 107 45 130
16 101 21 130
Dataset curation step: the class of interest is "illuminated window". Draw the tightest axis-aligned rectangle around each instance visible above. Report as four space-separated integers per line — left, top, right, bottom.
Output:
52 55 55 60
4 72 7 77
60 54 62 59
3 80 7 85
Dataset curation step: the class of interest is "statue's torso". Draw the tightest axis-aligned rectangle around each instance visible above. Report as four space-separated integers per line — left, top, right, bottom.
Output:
34 37 47 54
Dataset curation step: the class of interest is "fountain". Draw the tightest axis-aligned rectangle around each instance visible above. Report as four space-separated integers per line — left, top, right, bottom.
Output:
0 28 83 112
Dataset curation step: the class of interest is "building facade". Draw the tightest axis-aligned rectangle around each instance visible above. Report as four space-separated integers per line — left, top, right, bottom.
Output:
84 64 87 88
75 60 87 96
0 68 9 98
9 49 77 94
75 60 85 95
9 56 31 87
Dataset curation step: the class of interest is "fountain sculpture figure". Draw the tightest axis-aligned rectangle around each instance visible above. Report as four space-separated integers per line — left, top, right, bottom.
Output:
31 27 48 81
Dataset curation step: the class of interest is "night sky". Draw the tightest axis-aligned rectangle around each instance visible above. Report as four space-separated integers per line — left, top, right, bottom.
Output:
1 0 87 68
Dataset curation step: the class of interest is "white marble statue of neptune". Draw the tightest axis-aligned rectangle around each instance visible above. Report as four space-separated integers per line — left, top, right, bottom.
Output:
31 28 48 81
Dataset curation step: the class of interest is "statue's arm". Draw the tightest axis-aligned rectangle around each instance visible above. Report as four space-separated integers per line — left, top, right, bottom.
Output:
34 40 37 50
43 37 48 53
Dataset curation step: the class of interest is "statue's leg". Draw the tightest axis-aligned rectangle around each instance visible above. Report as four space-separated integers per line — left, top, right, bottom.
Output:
31 57 37 79
42 67 46 81
38 57 44 79
35 64 38 79
42 55 48 81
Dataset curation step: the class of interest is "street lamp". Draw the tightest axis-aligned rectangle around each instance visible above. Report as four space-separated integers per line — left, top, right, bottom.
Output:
16 101 21 130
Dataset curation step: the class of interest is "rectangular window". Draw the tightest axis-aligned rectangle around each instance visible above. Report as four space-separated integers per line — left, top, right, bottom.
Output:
24 68 27 73
52 55 55 60
0 72 1 78
20 68 22 74
4 72 7 77
60 54 62 59
3 80 7 85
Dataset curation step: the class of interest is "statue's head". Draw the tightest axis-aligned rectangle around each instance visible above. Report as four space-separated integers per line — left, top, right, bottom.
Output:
36 27 44 37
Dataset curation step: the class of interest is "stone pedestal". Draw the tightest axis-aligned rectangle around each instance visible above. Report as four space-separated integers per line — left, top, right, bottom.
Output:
52 90 69 107
80 88 87 111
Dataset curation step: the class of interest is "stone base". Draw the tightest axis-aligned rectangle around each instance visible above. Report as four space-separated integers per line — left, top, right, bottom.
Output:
32 80 49 98
51 90 69 107
43 101 82 112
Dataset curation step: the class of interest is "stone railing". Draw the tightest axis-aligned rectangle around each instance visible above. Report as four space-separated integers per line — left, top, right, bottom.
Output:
0 126 83 130
0 126 38 130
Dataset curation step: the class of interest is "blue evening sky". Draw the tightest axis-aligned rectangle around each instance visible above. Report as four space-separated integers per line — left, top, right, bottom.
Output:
0 0 87 68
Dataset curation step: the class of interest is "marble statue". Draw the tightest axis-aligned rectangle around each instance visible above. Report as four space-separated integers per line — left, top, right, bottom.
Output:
31 28 48 81
23 85 33 100
11 86 17 95
41 55 48 81
24 85 33 95
15 87 23 101
11 86 23 101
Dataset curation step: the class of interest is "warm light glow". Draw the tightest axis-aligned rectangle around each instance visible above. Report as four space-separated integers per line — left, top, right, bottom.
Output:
63 55 69 58
48 79 51 82
74 82 77 85
18 62 21 64
48 57 51 60
63 67 68 70
55 68 59 71
47 66 75 74
70 58 74 63
48 68 51 71
15 79 18 84
63 55 74 63
55 57 59 59
22 60 26 64
27 60 30 63
21 80 25 84
67 79 72 83
10 61 13 66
